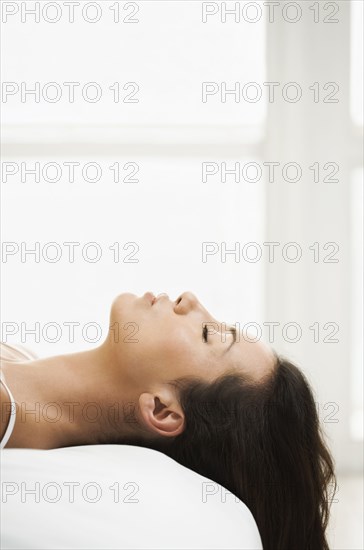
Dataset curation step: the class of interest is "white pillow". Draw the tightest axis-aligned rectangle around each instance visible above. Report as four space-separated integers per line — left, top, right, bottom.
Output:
0 445 263 550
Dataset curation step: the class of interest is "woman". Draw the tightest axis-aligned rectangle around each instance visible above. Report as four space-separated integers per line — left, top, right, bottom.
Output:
0 291 336 550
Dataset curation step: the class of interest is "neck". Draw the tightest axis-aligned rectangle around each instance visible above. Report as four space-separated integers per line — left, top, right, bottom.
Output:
1 342 143 449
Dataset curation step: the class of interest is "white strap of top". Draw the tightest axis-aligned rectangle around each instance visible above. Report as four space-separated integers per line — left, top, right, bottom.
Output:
0 374 17 449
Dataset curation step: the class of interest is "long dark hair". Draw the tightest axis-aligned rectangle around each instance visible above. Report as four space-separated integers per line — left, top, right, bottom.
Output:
152 354 336 550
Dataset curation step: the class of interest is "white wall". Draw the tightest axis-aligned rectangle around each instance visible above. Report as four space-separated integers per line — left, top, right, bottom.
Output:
1 1 363 475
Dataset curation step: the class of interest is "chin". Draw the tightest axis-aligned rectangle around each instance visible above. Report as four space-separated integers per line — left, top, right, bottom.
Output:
110 292 137 317
113 292 137 302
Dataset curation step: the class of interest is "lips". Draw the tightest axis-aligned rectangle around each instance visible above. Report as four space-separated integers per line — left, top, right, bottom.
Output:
143 292 170 305
144 292 156 305
154 293 169 304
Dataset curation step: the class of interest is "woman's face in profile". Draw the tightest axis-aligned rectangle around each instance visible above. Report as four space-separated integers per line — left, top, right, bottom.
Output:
108 291 275 387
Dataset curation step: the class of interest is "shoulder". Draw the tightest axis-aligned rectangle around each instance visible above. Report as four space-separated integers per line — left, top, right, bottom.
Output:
0 342 37 363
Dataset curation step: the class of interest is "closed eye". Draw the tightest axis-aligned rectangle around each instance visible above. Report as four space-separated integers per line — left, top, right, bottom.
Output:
202 323 236 346
225 325 237 353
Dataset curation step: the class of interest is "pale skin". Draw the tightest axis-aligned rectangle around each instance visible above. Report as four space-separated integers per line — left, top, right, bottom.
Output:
0 291 276 450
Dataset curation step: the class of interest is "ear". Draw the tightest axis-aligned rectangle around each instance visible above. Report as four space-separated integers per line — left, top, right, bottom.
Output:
138 389 185 438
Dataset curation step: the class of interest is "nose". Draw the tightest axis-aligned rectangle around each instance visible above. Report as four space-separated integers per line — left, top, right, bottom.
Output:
174 291 200 314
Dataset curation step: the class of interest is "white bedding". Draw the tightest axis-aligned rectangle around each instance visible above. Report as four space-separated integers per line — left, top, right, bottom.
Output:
0 445 262 549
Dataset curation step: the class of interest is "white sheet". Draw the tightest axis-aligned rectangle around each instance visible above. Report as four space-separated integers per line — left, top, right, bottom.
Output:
0 445 262 549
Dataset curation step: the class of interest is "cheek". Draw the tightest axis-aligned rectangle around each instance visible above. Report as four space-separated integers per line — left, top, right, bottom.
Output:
146 326 189 360
141 326 200 378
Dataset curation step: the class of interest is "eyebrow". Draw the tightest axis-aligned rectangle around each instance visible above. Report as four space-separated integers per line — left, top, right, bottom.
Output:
223 326 237 355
